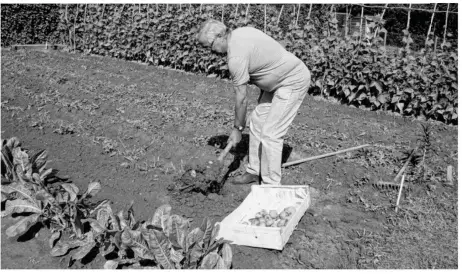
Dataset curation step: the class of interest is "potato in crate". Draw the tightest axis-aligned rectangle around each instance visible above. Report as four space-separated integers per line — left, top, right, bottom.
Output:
215 185 311 250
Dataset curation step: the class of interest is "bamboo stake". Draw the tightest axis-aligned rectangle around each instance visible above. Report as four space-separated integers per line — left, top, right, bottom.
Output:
282 144 371 168
277 5 284 25
292 4 296 25
156 3 158 13
395 175 406 213
101 4 105 19
235 4 239 19
308 4 312 20
189 4 191 15
245 4 250 21
434 36 438 52
442 3 450 48
406 4 411 30
83 4 87 23
344 5 348 36
139 4 141 14
426 3 437 46
73 5 78 52
374 3 388 38
359 6 364 40
264 4 267 32
222 4 224 22
200 4 202 14
295 3 301 26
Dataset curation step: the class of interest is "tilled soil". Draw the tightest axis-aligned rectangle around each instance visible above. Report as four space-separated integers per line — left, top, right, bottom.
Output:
1 49 458 269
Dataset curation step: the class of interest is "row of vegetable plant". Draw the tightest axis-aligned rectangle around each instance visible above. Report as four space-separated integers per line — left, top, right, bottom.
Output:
1 137 232 269
2 4 457 124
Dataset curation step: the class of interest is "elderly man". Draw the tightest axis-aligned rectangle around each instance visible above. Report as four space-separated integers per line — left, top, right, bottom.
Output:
197 19 311 185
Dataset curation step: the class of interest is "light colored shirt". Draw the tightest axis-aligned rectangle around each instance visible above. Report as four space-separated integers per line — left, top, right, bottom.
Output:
227 27 304 92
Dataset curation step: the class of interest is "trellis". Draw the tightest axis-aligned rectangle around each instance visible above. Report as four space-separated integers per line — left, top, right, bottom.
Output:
63 3 456 53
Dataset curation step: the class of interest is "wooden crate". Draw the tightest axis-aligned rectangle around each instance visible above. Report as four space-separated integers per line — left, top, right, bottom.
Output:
215 185 312 250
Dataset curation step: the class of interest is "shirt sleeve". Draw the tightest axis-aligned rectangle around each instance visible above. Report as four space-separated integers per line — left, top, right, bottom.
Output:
228 56 250 86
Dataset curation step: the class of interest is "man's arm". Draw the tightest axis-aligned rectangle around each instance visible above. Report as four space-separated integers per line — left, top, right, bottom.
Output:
227 84 248 147
234 84 248 128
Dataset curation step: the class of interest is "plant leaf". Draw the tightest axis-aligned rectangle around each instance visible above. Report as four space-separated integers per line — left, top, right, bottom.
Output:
220 243 232 268
96 204 112 229
200 218 213 248
30 149 48 170
49 231 62 249
200 252 220 269
186 227 204 249
61 183 79 202
4 199 41 216
72 242 96 261
121 228 155 260
82 218 107 234
170 215 189 250
104 260 119 269
215 256 226 269
142 228 175 269
83 181 101 199
150 204 172 229
2 183 34 202
51 242 71 257
6 214 40 238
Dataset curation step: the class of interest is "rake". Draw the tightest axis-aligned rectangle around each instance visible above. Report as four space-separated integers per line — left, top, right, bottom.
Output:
373 148 416 190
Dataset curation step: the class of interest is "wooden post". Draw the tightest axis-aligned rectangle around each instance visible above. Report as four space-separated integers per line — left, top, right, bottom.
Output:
264 4 267 32
374 3 388 38
235 4 239 19
426 3 437 46
245 4 250 21
345 5 349 36
199 4 202 14
84 4 87 23
434 36 438 52
295 3 301 26
222 4 224 22
293 4 296 25
442 3 450 48
359 6 364 39
406 4 411 30
73 5 78 52
156 3 158 14
277 5 284 25
139 4 141 14
308 4 312 20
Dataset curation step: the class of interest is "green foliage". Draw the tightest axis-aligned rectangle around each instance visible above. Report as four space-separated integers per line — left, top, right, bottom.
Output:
1 4 61 46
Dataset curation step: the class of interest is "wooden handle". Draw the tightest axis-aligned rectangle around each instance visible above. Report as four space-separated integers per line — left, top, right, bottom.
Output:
393 148 416 182
217 142 233 162
282 144 371 168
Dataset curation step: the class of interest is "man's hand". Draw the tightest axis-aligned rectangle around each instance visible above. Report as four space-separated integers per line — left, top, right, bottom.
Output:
228 128 242 147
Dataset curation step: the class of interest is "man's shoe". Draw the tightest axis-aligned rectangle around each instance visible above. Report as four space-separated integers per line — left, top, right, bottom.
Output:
231 172 260 185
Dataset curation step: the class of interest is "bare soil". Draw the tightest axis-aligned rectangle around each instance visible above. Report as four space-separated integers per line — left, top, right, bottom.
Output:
1 49 458 269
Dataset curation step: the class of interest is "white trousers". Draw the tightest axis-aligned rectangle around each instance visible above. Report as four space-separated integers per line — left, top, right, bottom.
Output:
246 63 311 185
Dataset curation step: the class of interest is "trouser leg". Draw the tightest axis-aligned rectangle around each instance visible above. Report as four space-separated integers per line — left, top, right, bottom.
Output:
246 90 273 176
259 87 307 185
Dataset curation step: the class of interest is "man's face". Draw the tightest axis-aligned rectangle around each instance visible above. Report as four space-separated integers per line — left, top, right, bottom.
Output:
211 37 226 54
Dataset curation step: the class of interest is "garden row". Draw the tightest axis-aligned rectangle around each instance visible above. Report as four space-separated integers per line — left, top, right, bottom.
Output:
1 137 233 269
2 4 458 124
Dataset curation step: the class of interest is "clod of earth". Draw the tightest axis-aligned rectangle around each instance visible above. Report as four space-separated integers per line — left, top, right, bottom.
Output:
175 160 230 195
